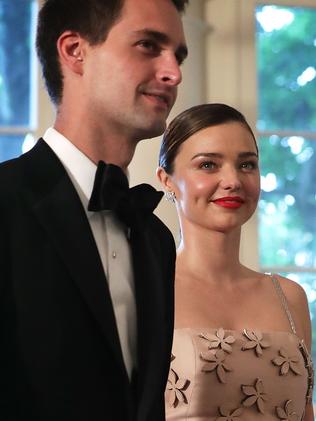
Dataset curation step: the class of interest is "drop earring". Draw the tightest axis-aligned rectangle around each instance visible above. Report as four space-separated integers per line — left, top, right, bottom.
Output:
165 191 176 203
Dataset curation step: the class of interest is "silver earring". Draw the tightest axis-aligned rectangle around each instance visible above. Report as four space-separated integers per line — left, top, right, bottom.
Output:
165 191 176 203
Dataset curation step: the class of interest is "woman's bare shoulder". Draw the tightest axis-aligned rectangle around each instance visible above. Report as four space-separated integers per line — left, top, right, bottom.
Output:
273 274 311 347
273 273 307 304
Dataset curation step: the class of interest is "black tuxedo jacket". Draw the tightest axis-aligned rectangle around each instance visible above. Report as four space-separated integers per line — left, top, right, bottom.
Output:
0 139 176 421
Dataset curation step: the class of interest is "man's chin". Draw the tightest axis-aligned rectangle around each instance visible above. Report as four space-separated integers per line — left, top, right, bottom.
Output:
135 119 167 141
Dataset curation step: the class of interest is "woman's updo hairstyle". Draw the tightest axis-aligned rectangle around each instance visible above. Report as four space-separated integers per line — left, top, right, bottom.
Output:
159 103 257 174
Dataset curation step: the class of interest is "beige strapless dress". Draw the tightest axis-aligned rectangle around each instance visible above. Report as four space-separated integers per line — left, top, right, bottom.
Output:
165 278 314 421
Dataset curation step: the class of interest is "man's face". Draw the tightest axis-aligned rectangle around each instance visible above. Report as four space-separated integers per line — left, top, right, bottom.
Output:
82 0 187 142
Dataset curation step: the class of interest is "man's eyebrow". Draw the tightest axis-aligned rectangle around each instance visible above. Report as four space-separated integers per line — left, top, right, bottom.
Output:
133 29 188 61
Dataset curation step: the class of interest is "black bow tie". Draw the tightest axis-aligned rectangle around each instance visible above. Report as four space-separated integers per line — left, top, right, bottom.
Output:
88 161 163 228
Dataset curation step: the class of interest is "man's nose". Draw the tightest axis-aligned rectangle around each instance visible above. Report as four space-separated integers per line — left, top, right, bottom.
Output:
156 54 182 86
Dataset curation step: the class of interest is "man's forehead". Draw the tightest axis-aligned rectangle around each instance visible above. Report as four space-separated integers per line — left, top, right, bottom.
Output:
115 0 186 45
118 0 184 29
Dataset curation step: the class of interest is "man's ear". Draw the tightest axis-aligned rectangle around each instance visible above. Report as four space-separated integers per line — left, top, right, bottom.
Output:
56 30 85 75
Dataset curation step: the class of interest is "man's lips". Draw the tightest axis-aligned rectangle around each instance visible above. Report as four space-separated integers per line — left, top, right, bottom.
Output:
212 196 245 209
142 91 173 109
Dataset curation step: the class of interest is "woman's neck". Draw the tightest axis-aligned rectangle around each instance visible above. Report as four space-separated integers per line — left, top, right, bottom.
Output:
176 223 245 285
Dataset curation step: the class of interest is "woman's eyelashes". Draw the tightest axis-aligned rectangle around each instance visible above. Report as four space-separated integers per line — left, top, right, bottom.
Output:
239 160 258 171
197 159 258 172
199 160 217 170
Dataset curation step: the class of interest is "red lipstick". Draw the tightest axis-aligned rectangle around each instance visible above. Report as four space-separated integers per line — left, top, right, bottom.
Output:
212 196 244 209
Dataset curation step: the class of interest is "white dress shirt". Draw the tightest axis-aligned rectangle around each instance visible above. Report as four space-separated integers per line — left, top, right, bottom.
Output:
43 128 137 379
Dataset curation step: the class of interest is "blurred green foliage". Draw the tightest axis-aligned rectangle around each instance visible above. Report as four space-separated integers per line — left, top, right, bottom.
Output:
256 6 316 402
257 5 316 131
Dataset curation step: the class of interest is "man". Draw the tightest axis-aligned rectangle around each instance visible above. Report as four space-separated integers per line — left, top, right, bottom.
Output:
0 0 188 420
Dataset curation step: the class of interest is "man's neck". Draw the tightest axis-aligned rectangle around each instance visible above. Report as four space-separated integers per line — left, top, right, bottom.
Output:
54 117 137 170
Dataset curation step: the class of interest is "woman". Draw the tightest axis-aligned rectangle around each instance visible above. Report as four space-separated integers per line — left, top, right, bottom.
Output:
157 104 314 420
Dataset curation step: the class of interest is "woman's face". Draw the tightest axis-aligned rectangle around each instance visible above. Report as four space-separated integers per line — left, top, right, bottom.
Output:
161 121 260 233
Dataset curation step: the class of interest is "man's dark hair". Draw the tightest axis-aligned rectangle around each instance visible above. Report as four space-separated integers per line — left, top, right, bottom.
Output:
36 0 189 105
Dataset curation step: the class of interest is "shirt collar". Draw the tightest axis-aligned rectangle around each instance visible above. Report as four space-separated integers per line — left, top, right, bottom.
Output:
43 127 96 206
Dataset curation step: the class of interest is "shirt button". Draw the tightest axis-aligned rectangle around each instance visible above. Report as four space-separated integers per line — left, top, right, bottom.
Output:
112 251 117 259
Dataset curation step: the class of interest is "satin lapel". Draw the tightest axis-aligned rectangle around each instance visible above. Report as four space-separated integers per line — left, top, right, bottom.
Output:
20 140 126 374
130 219 174 419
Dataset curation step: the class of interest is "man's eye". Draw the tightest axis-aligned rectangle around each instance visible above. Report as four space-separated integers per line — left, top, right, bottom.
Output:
138 40 158 52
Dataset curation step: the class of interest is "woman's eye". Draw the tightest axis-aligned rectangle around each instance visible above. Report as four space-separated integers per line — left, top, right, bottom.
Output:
240 161 258 170
200 161 216 170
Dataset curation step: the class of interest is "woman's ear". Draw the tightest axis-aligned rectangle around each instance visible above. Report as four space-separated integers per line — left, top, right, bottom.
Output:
157 167 177 203
156 166 173 191
57 30 86 75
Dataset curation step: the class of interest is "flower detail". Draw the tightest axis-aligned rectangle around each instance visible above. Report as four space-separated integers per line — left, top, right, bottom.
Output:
275 400 299 421
166 368 190 408
242 329 270 356
272 348 302 376
201 349 233 383
242 378 268 414
216 404 243 420
199 328 236 353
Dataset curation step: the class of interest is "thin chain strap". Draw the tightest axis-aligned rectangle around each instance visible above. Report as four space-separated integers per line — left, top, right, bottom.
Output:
270 274 314 405
271 275 297 335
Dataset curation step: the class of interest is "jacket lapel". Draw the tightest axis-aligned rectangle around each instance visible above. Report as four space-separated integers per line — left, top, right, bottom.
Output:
131 219 174 419
20 139 127 376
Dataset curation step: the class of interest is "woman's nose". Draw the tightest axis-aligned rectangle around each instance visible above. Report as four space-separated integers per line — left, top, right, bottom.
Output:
220 167 242 191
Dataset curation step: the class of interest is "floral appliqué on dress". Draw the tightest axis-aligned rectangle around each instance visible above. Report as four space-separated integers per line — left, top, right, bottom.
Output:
200 328 236 353
200 328 235 383
216 404 243 421
242 378 268 414
242 329 270 357
201 349 233 383
167 354 190 408
273 348 302 376
275 400 299 421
